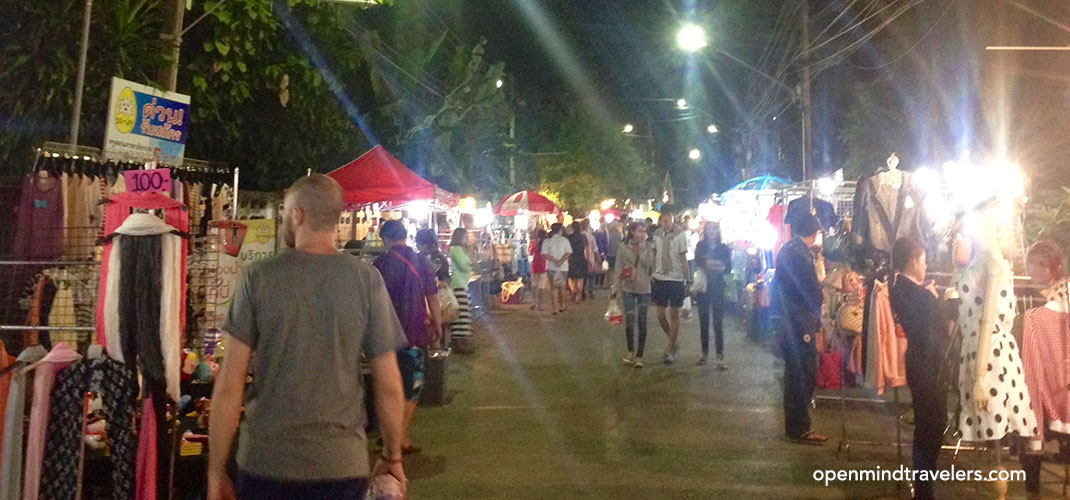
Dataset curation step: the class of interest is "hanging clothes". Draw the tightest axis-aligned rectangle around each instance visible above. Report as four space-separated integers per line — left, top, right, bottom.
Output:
39 354 139 500
865 280 906 395
957 254 1038 442
95 199 187 500
0 345 48 500
46 275 78 347
22 342 81 500
0 341 16 471
1022 306 1070 445
785 196 837 235
852 171 928 253
767 202 787 261
14 173 64 260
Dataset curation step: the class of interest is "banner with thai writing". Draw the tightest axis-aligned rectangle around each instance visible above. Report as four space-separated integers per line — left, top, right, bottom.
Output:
103 77 190 165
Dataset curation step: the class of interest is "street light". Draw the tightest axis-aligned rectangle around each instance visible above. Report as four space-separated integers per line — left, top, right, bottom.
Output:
707 124 718 134
677 23 708 52
496 79 504 89
623 124 634 134
689 148 702 161
676 98 688 109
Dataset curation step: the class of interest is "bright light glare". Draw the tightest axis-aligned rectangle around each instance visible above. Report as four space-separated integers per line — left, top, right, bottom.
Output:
688 219 700 231
817 177 838 198
623 124 634 134
912 167 940 194
496 79 504 89
676 98 688 109
605 213 616 224
697 202 722 222
689 148 702 160
588 210 602 230
707 124 718 134
407 200 431 222
600 199 616 210
474 204 494 227
757 223 778 250
630 209 644 221
677 23 708 52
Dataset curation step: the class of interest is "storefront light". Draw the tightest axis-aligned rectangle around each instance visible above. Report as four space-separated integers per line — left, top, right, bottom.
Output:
407 200 431 222
474 202 494 227
630 209 644 221
600 199 616 211
817 177 838 198
605 213 616 224
756 223 778 250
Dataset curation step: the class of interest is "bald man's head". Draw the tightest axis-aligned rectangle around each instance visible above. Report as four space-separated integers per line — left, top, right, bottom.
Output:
282 175 343 247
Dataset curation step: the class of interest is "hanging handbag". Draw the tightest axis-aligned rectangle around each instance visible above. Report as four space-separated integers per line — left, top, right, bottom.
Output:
390 249 432 326
689 268 707 295
837 295 864 334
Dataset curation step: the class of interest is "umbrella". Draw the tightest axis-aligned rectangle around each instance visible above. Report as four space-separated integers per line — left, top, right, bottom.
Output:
494 190 560 216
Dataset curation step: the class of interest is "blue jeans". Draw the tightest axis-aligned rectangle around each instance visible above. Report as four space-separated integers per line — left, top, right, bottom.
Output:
622 292 650 357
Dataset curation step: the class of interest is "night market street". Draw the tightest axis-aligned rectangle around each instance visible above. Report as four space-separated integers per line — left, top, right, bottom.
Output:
407 294 1048 500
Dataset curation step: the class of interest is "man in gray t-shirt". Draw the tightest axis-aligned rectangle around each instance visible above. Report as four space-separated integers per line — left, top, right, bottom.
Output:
208 175 408 500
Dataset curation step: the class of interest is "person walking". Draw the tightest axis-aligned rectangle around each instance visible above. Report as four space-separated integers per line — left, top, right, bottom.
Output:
694 221 732 368
772 212 827 444
614 222 654 368
585 221 603 295
416 229 450 287
374 221 443 456
606 221 623 287
529 229 550 312
448 228 474 340
567 222 589 303
651 206 689 364
542 223 573 314
889 237 952 500
208 174 407 500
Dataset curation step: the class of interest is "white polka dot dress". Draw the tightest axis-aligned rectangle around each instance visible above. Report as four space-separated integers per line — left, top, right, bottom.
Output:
957 256 1039 442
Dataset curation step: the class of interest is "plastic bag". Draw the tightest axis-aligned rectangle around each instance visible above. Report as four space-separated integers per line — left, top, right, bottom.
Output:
604 298 624 325
438 284 459 323
688 269 707 294
364 474 404 500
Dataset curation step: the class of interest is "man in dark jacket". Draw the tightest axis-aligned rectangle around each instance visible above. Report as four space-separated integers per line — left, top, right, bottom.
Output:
773 212 826 443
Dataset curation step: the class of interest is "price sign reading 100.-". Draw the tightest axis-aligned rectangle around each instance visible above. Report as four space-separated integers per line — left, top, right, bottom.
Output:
124 168 172 194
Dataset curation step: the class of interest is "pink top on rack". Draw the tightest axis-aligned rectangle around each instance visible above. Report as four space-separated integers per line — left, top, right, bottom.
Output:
22 342 81 500
1022 307 1070 443
874 281 907 395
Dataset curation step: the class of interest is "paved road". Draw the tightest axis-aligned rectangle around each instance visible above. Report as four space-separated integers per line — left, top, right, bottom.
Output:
405 292 1045 499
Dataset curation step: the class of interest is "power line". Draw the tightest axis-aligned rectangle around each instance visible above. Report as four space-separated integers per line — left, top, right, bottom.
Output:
800 0 927 75
853 0 955 71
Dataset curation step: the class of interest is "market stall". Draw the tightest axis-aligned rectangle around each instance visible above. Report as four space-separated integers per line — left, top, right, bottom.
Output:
327 145 459 256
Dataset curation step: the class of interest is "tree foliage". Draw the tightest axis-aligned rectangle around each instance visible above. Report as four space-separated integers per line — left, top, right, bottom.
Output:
533 105 652 213
0 0 512 193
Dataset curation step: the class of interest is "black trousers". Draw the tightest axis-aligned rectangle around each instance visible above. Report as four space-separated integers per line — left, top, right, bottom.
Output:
236 473 368 500
781 332 817 438
695 290 725 357
909 381 947 500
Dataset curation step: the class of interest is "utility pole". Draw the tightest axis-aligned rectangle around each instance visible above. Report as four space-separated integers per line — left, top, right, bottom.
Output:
799 0 813 182
509 113 516 187
69 0 93 147
159 0 186 91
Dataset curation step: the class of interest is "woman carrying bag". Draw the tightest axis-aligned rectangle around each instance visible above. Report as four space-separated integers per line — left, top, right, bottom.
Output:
613 222 655 368
694 221 732 369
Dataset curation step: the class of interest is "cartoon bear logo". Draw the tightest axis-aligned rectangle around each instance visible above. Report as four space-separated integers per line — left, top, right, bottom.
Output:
114 87 137 134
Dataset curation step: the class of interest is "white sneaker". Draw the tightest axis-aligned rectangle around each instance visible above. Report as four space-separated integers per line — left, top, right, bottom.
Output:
622 353 635 365
633 358 644 368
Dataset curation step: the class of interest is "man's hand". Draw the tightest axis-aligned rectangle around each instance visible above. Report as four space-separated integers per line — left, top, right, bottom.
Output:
371 456 407 496
207 473 236 500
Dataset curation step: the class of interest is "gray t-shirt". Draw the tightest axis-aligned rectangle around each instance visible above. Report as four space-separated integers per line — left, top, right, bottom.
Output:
223 249 407 481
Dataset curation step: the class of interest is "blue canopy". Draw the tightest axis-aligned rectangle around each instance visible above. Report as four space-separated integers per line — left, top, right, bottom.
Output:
725 175 792 192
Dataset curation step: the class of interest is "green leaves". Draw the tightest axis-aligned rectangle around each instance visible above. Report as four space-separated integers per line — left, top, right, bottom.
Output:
214 40 231 56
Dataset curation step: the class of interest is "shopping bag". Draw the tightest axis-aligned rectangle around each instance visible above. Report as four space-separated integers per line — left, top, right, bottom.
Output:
438 284 459 323
688 269 707 294
817 350 842 389
364 473 404 500
604 298 624 325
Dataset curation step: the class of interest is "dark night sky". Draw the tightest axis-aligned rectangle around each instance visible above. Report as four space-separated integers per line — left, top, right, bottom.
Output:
416 0 1070 198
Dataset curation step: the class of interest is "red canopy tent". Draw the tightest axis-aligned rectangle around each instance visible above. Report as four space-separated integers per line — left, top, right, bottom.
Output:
493 190 560 216
327 145 458 207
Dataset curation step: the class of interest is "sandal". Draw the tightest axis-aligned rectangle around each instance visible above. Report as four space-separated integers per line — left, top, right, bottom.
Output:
787 431 828 445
